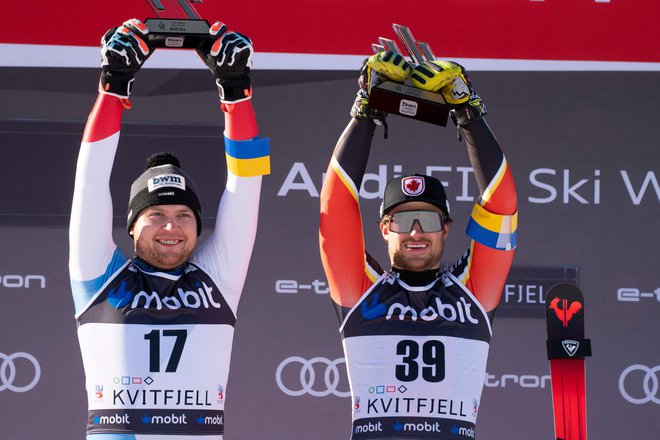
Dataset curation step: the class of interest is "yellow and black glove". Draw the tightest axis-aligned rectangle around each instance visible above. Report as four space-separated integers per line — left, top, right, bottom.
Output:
411 60 486 125
351 51 412 120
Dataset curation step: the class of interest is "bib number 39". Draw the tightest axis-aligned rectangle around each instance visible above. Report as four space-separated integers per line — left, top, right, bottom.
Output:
144 329 188 372
395 339 445 383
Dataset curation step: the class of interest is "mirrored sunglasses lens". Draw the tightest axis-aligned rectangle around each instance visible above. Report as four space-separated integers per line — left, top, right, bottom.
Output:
418 212 443 232
390 211 443 233
389 214 413 232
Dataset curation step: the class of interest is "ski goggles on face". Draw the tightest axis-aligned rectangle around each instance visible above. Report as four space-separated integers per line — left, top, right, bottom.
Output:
387 210 445 233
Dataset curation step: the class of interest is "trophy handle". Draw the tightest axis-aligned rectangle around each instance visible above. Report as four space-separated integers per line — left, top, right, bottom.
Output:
371 24 438 63
144 0 210 49
392 24 427 64
417 41 437 62
377 38 404 55
368 24 451 126
147 0 202 19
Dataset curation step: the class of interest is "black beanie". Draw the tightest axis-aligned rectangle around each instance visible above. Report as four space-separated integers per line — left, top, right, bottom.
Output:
380 173 450 218
127 153 202 236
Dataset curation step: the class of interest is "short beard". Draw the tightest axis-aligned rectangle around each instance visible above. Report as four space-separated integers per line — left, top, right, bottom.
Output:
391 245 442 272
135 244 193 271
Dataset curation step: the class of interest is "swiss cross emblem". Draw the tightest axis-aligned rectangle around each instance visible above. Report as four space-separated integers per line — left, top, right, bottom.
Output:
401 176 425 196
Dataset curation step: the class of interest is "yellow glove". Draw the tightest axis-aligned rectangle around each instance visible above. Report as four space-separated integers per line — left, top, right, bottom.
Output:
365 51 412 85
352 51 412 119
410 60 471 105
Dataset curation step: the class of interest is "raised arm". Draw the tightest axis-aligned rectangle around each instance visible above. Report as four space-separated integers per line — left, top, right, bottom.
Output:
69 19 151 313
459 114 518 311
320 118 379 312
191 27 270 314
320 53 411 314
412 61 518 311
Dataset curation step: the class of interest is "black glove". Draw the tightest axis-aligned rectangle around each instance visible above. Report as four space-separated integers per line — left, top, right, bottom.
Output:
99 19 151 99
197 22 253 103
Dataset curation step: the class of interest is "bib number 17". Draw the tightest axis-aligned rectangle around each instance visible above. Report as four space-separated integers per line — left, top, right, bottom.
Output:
395 339 445 383
144 329 188 372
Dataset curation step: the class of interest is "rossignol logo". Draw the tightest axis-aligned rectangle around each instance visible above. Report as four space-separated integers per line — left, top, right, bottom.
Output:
399 99 418 116
548 297 582 327
562 339 580 357
107 281 221 310
148 174 186 192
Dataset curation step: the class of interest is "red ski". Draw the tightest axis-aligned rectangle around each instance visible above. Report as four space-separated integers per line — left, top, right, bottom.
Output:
545 283 592 440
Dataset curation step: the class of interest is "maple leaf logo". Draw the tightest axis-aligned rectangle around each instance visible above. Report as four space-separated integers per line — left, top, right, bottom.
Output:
401 176 424 196
406 180 420 192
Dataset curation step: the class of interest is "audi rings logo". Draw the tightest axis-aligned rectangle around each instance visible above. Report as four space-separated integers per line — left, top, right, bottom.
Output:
619 364 660 405
276 356 350 398
0 352 41 393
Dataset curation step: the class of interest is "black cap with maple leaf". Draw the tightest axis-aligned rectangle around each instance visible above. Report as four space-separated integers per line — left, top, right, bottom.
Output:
380 173 450 218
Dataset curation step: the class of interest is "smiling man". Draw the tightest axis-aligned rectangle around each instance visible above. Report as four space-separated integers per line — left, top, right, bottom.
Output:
126 153 202 271
131 203 197 269
68 19 269 439
319 52 517 439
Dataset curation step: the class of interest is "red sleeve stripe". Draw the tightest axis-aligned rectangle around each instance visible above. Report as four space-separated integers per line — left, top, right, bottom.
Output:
81 94 123 143
223 100 258 140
